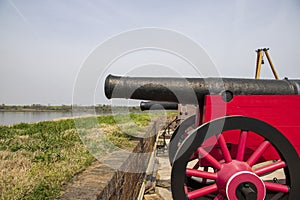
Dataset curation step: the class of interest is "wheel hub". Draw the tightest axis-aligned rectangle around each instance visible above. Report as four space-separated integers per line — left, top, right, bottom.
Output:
216 160 266 200
226 171 266 200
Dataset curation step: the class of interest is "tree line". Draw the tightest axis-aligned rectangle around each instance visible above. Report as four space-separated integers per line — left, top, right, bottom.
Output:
0 104 140 113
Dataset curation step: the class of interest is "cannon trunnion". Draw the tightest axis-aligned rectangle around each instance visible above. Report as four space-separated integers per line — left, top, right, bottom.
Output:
104 74 300 200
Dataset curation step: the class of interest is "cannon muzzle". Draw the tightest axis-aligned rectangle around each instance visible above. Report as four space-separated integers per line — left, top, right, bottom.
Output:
105 74 300 104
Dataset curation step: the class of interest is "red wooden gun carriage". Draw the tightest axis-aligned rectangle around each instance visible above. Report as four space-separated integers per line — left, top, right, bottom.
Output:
104 74 300 200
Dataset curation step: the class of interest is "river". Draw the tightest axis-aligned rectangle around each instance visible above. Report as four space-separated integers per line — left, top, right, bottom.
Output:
0 111 96 126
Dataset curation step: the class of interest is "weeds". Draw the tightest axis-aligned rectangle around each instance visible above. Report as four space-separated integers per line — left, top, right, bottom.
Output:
0 113 156 199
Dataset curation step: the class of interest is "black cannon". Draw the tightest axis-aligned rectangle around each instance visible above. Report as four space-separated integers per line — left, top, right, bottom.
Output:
140 101 178 111
104 74 300 200
105 74 300 104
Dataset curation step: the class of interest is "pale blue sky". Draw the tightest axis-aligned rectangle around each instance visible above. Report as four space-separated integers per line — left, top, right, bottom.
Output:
1 0 300 105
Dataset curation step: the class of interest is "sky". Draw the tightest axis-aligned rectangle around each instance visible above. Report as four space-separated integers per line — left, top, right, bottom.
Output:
1 0 300 105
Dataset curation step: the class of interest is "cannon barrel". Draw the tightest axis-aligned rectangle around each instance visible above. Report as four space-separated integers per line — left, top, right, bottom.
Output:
105 74 300 104
140 101 178 111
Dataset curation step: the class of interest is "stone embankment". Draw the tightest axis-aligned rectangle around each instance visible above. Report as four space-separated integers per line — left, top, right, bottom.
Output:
60 122 159 200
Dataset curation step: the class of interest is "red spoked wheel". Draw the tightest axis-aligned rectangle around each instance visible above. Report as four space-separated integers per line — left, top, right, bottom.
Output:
171 116 300 200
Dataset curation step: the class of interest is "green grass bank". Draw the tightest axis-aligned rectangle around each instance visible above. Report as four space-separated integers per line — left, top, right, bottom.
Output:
0 113 174 200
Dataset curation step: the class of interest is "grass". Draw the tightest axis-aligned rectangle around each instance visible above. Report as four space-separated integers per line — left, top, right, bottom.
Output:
0 113 160 200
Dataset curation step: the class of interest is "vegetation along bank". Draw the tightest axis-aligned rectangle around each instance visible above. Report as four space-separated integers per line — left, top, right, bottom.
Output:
0 113 160 199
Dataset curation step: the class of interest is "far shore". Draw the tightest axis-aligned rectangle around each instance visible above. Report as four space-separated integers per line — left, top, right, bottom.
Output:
0 109 71 112
0 105 139 113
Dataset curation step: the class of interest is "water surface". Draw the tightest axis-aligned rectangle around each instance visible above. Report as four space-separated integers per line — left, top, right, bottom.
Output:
0 111 94 126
